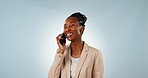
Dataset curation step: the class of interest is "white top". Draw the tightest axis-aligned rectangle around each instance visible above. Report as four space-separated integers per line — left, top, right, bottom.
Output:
70 57 80 78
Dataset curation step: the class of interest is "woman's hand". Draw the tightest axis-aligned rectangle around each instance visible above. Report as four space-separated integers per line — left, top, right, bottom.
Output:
56 33 66 54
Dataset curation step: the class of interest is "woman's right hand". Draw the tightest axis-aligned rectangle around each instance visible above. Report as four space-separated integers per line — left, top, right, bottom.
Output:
56 34 66 54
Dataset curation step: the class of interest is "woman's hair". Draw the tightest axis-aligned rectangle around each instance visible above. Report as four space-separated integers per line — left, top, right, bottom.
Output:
69 12 87 27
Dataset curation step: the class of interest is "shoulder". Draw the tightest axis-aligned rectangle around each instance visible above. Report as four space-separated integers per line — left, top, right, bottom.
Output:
88 45 101 53
87 44 103 57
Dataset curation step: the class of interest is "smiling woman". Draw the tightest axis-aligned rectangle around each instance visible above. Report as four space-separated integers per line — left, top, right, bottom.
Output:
48 12 104 78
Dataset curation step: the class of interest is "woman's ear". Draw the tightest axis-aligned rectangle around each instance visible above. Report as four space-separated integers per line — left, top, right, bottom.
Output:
78 26 85 34
80 26 85 34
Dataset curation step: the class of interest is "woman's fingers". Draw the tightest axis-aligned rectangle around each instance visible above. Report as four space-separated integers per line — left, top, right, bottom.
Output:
56 34 63 41
56 34 63 45
56 33 66 54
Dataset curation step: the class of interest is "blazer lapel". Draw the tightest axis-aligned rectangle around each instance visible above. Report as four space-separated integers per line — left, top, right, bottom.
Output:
65 45 71 78
75 43 89 78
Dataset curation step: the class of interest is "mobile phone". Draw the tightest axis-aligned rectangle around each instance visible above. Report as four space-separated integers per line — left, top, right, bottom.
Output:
60 33 66 45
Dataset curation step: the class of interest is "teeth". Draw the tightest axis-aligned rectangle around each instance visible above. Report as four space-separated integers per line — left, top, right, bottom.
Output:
67 33 73 36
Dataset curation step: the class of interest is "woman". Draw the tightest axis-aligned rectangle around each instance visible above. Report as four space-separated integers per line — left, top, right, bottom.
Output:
48 12 104 78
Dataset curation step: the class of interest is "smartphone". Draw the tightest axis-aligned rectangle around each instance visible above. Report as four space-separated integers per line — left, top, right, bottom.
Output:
60 33 66 45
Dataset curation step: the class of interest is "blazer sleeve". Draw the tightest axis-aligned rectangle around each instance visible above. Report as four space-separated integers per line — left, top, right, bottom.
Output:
48 49 65 78
93 51 104 78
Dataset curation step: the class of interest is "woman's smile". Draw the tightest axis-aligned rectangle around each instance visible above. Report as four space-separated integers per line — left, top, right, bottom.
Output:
65 31 76 40
66 32 74 37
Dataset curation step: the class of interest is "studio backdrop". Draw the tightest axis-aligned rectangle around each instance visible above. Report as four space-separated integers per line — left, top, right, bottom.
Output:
0 0 148 78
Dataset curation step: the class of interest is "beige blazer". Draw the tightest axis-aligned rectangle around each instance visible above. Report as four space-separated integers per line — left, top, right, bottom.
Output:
48 43 104 78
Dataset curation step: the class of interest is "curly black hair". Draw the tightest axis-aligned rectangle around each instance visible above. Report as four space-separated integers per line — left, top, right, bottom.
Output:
69 12 87 27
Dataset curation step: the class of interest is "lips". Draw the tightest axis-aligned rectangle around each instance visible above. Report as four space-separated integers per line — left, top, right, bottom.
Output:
66 32 74 37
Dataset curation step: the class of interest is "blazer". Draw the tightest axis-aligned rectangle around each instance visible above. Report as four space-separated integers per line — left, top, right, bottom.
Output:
48 42 104 78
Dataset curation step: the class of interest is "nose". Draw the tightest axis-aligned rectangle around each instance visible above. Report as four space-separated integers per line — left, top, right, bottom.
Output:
64 26 71 32
67 26 71 31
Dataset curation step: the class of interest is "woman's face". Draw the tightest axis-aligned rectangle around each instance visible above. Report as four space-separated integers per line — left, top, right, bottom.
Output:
64 17 83 41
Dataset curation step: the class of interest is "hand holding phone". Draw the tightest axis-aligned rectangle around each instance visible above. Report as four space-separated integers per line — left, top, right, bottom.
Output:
60 33 66 45
56 33 66 54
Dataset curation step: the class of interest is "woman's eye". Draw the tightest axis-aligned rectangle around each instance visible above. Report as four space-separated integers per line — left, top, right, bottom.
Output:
64 25 67 29
64 26 67 29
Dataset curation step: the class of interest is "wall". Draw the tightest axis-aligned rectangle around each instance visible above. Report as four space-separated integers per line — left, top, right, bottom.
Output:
0 0 147 78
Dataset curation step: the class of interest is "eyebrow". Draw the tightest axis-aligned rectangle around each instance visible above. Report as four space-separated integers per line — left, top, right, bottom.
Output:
64 21 77 25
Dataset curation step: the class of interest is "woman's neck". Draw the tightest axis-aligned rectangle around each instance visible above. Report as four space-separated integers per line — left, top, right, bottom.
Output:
70 39 84 58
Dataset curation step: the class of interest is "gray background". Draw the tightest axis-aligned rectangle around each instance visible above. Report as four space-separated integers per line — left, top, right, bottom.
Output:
0 0 148 78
